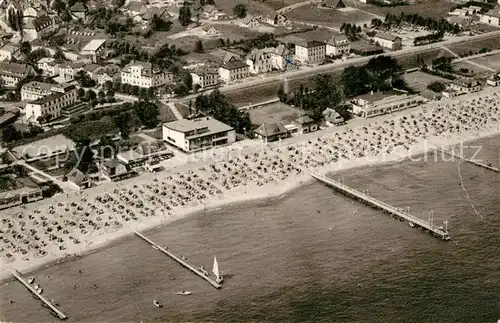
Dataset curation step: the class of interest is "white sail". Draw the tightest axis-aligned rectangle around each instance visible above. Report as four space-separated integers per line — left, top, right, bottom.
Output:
212 257 219 278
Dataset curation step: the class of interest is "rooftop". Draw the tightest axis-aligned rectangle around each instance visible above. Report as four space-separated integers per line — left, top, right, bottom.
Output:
220 60 248 70
0 62 34 78
13 134 75 159
123 60 163 77
296 40 325 48
374 32 400 42
80 39 106 53
163 117 233 138
0 43 20 54
254 121 288 137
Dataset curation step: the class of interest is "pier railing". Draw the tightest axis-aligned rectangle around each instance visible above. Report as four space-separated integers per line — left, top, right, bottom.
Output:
309 171 450 240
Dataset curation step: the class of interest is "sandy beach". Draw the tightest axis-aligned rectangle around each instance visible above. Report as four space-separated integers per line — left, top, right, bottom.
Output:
1 88 499 281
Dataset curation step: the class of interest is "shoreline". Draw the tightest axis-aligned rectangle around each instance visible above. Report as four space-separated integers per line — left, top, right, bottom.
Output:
2 129 499 283
1 89 499 282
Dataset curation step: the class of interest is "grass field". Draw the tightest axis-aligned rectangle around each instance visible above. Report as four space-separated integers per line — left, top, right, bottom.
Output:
343 0 457 19
402 71 449 93
264 0 308 10
248 102 300 125
460 52 500 71
286 5 380 28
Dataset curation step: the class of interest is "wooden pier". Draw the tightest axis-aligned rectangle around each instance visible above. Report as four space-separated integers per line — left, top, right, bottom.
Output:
134 231 222 289
10 269 67 320
436 148 499 173
309 171 451 240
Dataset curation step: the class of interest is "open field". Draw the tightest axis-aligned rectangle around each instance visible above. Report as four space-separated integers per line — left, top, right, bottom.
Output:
214 0 274 16
265 0 308 10
248 102 300 125
402 71 450 93
286 5 380 28
458 52 500 72
344 0 457 19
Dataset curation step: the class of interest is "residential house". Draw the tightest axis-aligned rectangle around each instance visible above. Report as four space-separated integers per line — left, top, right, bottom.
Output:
0 44 20 61
219 60 249 83
254 121 289 142
246 48 274 74
96 65 121 85
127 1 148 16
25 84 77 122
23 15 56 41
70 2 89 22
373 32 402 50
121 60 173 88
322 0 346 9
447 15 472 27
21 81 54 101
66 168 92 189
263 11 287 25
294 40 326 64
80 39 107 62
271 44 294 71
479 5 500 26
58 62 84 82
0 62 36 88
325 35 350 56
37 57 61 76
242 15 261 28
322 107 345 125
100 159 135 181
350 90 426 118
350 40 384 56
190 68 220 89
450 8 469 16
202 5 221 20
292 115 319 134
201 25 220 36
162 117 236 152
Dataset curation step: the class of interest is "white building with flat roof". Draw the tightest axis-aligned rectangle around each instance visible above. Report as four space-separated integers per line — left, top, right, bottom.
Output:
351 91 426 118
163 116 236 152
25 84 77 122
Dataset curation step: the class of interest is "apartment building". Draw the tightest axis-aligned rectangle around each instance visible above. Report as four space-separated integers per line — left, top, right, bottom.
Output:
294 40 326 64
326 35 351 56
25 84 77 122
190 68 220 89
246 48 274 74
219 60 249 83
121 60 173 88
0 61 36 88
351 90 426 118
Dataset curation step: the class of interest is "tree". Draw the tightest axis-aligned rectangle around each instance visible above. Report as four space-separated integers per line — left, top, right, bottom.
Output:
86 89 97 101
98 90 106 102
2 124 22 142
150 14 173 31
342 66 369 98
134 101 159 128
76 70 96 87
174 83 189 96
277 85 287 102
193 40 204 53
20 41 31 56
178 4 192 26
77 88 86 99
65 137 95 173
427 81 446 93
233 4 247 18
114 112 132 139
181 71 193 90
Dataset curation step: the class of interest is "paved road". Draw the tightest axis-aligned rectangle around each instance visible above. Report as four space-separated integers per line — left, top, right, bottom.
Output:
175 31 500 104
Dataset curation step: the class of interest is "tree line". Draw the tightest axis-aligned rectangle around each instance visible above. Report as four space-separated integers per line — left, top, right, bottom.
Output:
383 12 461 34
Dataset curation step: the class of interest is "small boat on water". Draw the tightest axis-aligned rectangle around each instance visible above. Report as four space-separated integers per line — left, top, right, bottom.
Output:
409 222 415 228
213 257 223 284
28 277 35 284
37 287 43 294
34 284 40 290
175 291 191 296
153 300 162 308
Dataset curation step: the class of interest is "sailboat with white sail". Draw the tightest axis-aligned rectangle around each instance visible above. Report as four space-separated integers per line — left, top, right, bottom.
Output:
212 257 223 284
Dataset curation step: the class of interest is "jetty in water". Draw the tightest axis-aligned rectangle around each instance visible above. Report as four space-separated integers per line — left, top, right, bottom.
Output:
309 171 451 241
134 231 222 289
10 269 67 320
436 148 499 173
